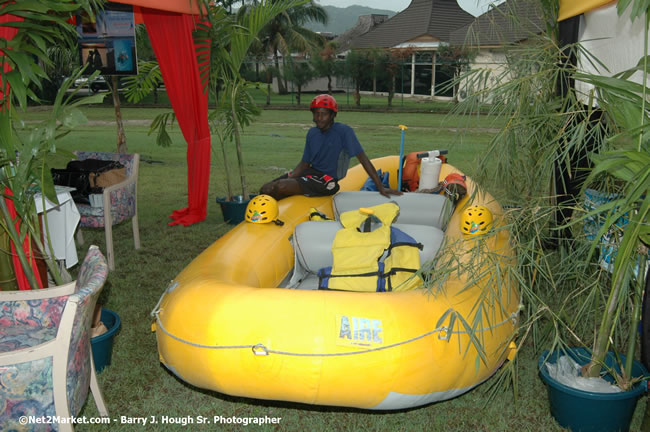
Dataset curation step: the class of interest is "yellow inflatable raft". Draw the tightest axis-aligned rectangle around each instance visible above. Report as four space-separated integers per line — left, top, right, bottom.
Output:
152 156 519 410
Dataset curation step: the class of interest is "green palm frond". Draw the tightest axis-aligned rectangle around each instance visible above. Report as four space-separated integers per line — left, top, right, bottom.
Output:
148 112 176 148
617 0 650 20
0 0 89 108
122 60 164 103
231 0 309 71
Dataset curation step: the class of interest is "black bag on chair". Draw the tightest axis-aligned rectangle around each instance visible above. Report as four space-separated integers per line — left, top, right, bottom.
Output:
51 159 124 204
51 169 92 204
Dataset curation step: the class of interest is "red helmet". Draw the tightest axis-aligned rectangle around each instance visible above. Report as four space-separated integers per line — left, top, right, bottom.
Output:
310 94 338 113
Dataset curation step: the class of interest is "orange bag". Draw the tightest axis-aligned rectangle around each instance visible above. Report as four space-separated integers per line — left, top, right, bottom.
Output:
401 152 423 192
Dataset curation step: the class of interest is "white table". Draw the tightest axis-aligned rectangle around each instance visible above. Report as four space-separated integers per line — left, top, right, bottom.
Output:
34 186 81 269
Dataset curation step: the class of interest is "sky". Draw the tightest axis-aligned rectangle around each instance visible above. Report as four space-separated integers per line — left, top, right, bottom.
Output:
315 0 505 17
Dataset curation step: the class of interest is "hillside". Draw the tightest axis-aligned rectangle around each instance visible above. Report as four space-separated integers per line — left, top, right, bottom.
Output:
305 5 396 36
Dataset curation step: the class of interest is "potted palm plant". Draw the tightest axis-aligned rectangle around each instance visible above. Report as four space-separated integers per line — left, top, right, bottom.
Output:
448 1 648 431
210 78 262 224
537 137 649 429
537 4 650 427
201 1 312 224
0 0 105 290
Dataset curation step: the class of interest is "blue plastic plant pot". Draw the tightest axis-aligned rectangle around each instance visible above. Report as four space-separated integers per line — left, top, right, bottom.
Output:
216 194 256 225
91 308 121 373
539 347 648 432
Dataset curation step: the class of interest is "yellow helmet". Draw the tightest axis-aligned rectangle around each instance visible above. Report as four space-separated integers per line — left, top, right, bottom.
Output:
460 205 493 236
245 195 283 225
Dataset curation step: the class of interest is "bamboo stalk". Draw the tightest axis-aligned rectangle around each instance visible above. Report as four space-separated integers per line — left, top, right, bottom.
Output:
38 169 63 286
231 82 247 199
625 257 646 383
639 13 648 153
584 266 626 377
0 198 39 290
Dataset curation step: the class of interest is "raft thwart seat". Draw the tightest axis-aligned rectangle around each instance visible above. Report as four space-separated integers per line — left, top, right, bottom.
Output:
333 191 451 229
289 221 444 290
288 192 448 291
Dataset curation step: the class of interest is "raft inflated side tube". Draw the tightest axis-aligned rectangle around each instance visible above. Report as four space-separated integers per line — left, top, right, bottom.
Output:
153 156 519 410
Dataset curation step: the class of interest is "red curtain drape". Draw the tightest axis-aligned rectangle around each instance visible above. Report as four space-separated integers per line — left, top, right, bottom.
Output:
0 11 20 103
3 188 44 290
1 13 43 290
141 8 211 226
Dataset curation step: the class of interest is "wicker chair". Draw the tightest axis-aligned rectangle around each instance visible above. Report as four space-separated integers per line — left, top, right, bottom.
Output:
0 246 109 431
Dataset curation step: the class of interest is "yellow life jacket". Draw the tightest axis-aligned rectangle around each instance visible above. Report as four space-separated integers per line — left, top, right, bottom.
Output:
318 203 423 292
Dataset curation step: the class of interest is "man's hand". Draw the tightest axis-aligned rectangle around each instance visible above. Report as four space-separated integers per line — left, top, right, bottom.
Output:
289 161 310 179
378 186 403 198
356 152 404 198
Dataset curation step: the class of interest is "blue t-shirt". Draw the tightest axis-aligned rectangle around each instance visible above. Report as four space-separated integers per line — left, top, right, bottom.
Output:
301 122 363 180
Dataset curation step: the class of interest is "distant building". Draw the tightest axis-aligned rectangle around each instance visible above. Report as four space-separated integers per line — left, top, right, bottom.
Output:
335 14 390 55
351 0 473 50
316 32 336 41
345 0 474 98
449 0 545 101
280 0 544 100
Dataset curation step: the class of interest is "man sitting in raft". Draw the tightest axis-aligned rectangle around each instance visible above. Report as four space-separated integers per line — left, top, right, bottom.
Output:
260 94 403 200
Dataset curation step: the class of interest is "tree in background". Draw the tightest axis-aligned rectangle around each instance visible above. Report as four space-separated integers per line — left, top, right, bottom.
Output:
367 50 393 106
282 60 313 104
385 48 413 107
108 75 127 153
257 0 327 94
341 50 370 107
247 36 268 83
310 41 339 94
366 48 386 96
246 35 276 105
437 44 475 98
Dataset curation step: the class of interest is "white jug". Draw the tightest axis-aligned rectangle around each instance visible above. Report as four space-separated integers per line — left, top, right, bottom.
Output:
417 157 442 191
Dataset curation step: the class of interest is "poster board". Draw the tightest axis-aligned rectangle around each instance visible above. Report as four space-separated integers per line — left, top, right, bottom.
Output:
77 2 138 76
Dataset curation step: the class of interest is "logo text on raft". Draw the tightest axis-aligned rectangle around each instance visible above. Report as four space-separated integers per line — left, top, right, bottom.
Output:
337 315 383 346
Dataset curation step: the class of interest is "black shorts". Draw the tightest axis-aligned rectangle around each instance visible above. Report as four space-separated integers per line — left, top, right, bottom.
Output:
297 168 340 196
273 168 339 197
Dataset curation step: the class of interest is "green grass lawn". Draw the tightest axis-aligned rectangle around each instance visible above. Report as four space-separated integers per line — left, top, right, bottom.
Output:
19 104 645 431
59 86 489 113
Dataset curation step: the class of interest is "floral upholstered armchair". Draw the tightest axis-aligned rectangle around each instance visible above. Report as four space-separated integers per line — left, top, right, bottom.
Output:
0 246 109 431
74 151 141 270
